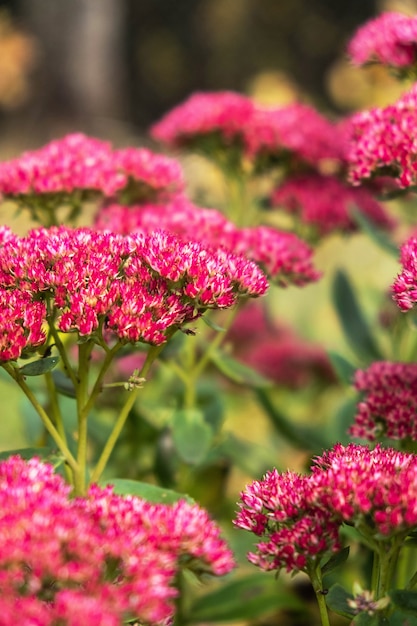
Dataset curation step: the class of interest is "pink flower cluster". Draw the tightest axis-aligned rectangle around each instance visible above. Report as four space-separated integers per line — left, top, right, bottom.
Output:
0 225 268 360
392 235 417 310
0 455 234 625
270 174 395 237
235 468 341 573
346 84 417 187
150 91 343 172
347 12 417 70
0 133 184 203
95 199 320 286
312 443 417 536
227 301 335 388
349 361 417 441
236 443 417 574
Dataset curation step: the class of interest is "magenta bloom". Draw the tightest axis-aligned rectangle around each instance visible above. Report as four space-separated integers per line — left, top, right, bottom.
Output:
346 84 417 187
392 235 417 311
270 174 395 237
95 199 320 287
312 443 417 536
244 103 344 169
150 90 255 150
349 361 417 441
0 455 234 624
0 133 184 205
0 226 268 360
235 469 341 574
347 12 417 70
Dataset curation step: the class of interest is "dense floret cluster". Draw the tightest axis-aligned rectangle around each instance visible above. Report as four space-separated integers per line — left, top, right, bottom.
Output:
347 12 417 70
0 456 234 625
0 225 268 359
349 361 417 441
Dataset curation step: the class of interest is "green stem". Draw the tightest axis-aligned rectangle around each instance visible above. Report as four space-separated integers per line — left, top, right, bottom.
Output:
74 341 94 496
1 363 79 475
309 564 331 626
44 371 72 483
47 322 79 389
90 343 165 484
81 341 122 419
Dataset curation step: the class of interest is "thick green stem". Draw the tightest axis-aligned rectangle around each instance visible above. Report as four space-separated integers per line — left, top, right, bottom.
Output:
47 323 79 389
1 363 79 475
90 343 165 484
44 371 72 483
309 564 331 626
81 341 122 419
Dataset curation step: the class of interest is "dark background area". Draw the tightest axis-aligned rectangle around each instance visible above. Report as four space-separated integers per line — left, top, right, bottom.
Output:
0 0 379 146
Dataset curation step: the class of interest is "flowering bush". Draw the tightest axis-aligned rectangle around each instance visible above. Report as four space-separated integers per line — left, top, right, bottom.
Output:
4 8 417 626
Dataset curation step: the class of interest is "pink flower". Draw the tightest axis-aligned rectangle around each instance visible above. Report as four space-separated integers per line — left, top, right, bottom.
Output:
270 174 395 237
0 456 235 625
150 91 255 149
0 226 267 359
95 199 320 287
349 361 417 441
0 133 184 205
235 469 341 574
347 12 417 70
346 84 417 187
312 443 417 536
244 103 344 169
392 235 417 311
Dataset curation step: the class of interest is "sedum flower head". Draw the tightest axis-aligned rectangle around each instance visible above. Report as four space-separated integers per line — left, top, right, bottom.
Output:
346 84 417 187
150 90 255 150
312 443 417 537
0 455 234 625
234 469 341 574
94 199 320 287
349 361 417 441
0 133 184 206
392 235 417 311
0 226 268 360
347 12 417 72
270 173 395 238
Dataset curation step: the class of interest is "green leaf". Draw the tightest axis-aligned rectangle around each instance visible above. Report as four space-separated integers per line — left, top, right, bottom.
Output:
52 370 76 398
332 269 383 363
19 356 60 376
321 546 350 575
326 583 355 619
103 478 195 504
352 614 388 626
210 350 273 388
255 389 332 451
172 408 213 465
391 590 417 616
188 573 304 623
328 351 357 385
351 207 399 258
202 315 226 332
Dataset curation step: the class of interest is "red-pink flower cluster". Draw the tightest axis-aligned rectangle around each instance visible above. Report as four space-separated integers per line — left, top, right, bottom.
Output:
150 91 255 149
227 302 335 388
95 199 320 287
270 174 395 237
150 91 343 172
312 443 417 536
0 455 234 625
0 133 184 203
347 12 417 70
349 361 417 441
346 84 417 187
236 443 417 574
392 235 417 310
0 225 268 360
234 469 341 573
